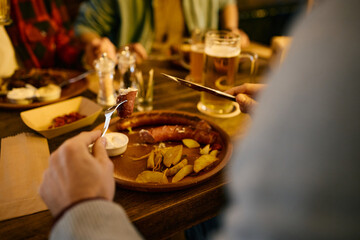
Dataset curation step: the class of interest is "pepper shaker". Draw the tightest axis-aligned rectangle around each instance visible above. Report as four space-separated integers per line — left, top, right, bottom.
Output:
94 53 116 106
117 46 137 89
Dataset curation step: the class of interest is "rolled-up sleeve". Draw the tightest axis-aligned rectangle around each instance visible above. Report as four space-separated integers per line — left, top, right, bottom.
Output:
50 199 143 240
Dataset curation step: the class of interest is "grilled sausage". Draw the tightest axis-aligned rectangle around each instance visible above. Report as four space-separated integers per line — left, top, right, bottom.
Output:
139 125 219 145
116 111 211 131
116 88 137 118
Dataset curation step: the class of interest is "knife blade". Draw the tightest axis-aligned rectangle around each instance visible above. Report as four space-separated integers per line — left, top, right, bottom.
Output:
162 73 236 102
59 69 95 88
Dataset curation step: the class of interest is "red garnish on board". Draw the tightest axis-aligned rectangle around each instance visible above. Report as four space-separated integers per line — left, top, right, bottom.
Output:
48 112 86 129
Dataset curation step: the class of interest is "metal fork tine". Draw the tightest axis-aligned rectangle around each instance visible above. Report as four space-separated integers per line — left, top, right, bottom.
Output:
101 100 127 137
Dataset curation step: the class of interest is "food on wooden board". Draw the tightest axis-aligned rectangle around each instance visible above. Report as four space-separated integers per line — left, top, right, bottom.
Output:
200 144 211 155
139 125 219 145
116 88 137 118
194 154 218 173
163 145 183 167
48 112 86 129
35 84 61 101
116 112 212 131
135 142 220 183
135 170 168 184
172 165 193 183
182 139 200 148
2 69 66 104
167 159 188 176
114 111 225 184
3 69 66 89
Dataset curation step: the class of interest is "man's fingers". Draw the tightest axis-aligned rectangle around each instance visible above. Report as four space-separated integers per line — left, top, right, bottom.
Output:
225 85 245 95
92 37 117 62
236 94 257 113
226 83 265 96
132 43 148 60
243 83 265 96
74 130 102 146
92 137 110 163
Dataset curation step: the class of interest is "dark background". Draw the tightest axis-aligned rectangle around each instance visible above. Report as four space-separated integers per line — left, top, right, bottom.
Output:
237 0 307 44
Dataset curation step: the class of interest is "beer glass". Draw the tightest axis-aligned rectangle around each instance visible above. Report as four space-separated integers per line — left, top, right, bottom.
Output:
0 0 12 25
188 29 205 83
199 30 257 115
135 69 154 112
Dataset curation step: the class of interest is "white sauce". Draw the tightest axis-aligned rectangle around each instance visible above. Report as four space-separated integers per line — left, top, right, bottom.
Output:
36 84 61 101
105 133 128 149
7 87 35 100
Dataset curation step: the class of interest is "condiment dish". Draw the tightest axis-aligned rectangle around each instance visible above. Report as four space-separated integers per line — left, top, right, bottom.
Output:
104 132 129 157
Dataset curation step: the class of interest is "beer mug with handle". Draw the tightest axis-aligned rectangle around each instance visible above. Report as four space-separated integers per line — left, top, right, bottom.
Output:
199 30 257 116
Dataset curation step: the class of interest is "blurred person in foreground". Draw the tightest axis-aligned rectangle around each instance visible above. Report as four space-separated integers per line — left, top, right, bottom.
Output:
40 1 360 239
74 0 249 67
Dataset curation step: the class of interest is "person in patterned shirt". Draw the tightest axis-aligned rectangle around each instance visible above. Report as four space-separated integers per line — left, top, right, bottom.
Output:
5 0 82 69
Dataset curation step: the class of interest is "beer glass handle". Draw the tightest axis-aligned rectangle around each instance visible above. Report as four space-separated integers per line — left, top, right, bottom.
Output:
239 51 258 83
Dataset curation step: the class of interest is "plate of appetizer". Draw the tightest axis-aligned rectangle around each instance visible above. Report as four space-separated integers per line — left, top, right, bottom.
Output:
0 68 89 109
21 96 102 139
94 91 232 191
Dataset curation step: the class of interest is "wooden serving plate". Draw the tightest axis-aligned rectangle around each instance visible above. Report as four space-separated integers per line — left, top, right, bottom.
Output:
94 110 232 192
0 69 88 109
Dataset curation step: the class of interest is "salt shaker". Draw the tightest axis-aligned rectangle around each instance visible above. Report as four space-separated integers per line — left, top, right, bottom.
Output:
117 46 137 89
94 53 116 106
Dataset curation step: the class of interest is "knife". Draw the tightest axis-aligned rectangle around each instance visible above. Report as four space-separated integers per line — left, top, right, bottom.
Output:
162 73 236 102
59 69 95 88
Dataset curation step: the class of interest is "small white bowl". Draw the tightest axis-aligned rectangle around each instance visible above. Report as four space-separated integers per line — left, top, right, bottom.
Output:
7 87 36 104
104 132 129 157
36 84 61 102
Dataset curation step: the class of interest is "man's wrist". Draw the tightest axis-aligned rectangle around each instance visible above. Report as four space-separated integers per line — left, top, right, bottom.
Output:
53 197 107 225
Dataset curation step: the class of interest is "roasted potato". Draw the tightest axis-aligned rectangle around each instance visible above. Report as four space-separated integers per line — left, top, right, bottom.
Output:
194 154 218 173
172 165 193 183
200 144 210 155
182 139 200 148
147 150 155 169
135 170 168 183
167 159 188 176
210 150 219 157
163 145 183 167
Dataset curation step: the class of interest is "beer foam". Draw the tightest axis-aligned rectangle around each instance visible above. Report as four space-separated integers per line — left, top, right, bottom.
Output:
205 45 240 58
191 43 204 52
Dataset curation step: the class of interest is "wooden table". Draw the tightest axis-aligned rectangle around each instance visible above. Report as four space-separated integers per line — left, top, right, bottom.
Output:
0 58 268 239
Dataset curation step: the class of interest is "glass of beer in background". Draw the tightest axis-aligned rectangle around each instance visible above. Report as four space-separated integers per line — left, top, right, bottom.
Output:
199 30 257 115
187 29 205 83
0 0 12 25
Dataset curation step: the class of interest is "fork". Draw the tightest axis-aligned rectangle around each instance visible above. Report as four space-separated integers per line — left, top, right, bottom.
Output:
88 100 127 152
101 100 127 137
